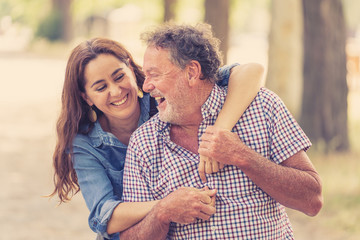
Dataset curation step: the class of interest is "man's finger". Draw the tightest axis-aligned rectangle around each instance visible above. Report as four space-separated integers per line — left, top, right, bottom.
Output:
198 203 216 216
196 211 213 221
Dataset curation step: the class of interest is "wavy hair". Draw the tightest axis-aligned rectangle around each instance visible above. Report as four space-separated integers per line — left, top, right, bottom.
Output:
140 22 223 83
50 38 144 203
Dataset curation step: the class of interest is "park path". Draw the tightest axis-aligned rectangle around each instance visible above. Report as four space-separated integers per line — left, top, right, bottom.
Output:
0 53 95 240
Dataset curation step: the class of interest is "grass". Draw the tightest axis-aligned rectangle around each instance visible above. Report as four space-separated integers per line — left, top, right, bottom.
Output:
288 151 360 240
288 89 360 240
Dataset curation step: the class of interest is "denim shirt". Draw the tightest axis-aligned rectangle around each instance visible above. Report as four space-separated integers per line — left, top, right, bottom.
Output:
71 64 236 240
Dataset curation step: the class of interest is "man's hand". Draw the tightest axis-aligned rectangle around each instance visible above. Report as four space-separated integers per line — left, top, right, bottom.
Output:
154 187 217 225
199 126 245 166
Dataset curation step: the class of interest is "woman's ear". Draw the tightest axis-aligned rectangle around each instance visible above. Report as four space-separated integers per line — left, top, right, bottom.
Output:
186 60 202 87
81 92 93 106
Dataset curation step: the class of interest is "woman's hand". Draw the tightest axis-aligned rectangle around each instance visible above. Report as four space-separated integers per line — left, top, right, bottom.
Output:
198 155 224 183
154 187 217 225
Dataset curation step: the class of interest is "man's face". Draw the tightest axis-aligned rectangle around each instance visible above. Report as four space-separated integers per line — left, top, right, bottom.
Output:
142 46 191 124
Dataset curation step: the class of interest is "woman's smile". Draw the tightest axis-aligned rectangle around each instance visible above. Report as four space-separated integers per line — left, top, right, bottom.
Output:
112 94 128 106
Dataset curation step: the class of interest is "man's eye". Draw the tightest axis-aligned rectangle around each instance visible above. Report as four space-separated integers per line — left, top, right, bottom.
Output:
149 74 160 80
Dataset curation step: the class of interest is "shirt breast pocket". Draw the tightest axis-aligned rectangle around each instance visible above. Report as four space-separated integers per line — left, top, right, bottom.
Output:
107 168 124 197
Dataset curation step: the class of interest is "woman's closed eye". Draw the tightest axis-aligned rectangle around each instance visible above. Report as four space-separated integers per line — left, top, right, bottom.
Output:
95 84 107 92
114 73 124 82
94 74 124 92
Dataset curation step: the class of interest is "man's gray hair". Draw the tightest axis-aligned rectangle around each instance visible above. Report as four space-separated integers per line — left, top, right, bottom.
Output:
141 22 223 83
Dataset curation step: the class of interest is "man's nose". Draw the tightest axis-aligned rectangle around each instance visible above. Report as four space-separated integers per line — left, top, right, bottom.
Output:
143 77 155 93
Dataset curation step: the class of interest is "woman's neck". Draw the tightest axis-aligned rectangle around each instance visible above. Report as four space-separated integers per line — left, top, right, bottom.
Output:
99 105 141 146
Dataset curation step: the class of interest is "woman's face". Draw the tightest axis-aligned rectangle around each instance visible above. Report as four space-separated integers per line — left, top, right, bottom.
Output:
82 54 139 122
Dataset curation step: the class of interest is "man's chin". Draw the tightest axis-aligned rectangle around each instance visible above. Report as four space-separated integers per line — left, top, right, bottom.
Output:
159 112 175 124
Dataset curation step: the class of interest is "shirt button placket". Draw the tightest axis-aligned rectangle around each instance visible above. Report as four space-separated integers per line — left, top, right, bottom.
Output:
210 225 217 238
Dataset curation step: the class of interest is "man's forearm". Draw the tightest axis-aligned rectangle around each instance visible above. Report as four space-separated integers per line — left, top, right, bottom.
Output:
120 206 169 240
236 149 323 216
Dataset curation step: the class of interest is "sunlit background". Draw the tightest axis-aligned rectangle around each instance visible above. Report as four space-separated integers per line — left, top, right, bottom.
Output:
0 0 359 239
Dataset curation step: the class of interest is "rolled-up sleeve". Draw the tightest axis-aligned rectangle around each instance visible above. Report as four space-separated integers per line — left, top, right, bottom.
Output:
72 138 121 240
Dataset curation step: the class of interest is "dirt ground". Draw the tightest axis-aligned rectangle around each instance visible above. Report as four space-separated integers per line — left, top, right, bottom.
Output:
0 54 95 240
0 53 354 240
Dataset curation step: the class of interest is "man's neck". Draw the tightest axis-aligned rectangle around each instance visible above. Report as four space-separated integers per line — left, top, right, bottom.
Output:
169 80 215 153
170 124 200 154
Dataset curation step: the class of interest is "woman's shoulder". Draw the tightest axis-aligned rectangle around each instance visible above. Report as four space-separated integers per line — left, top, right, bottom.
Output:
73 123 101 148
72 132 94 148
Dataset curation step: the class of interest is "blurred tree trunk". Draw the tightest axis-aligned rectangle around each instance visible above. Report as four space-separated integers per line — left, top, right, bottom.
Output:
164 0 177 22
204 0 229 64
266 0 303 118
53 0 72 42
301 0 349 152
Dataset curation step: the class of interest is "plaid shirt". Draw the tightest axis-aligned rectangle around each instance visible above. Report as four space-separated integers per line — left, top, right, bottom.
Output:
123 86 311 239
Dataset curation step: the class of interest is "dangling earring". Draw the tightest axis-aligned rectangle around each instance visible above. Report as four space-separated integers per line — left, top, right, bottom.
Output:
137 88 144 98
88 105 97 122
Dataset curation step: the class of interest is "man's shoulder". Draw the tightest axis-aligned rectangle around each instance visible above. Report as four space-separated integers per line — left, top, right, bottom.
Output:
253 87 285 111
257 87 282 102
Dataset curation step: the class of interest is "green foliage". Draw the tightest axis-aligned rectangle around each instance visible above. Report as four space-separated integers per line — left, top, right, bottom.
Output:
0 0 50 28
71 0 125 22
71 0 163 24
35 9 62 41
0 1 12 17
343 0 360 32
229 0 270 32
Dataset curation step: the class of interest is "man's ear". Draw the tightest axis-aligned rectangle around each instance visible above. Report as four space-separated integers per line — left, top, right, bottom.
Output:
186 60 202 87
81 92 93 106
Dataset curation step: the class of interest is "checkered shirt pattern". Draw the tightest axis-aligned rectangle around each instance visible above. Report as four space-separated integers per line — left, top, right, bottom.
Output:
123 86 311 239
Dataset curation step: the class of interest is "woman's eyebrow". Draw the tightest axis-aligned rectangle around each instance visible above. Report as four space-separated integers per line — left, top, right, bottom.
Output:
111 68 123 78
90 79 105 88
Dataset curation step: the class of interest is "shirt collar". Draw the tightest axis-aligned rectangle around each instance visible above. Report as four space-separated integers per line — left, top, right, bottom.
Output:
138 93 151 127
201 84 227 120
88 93 152 147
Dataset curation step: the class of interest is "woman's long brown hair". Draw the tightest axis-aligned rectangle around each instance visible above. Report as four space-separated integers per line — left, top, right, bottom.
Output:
50 38 145 203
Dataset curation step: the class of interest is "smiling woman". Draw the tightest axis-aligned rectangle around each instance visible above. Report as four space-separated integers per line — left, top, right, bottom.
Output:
81 54 141 138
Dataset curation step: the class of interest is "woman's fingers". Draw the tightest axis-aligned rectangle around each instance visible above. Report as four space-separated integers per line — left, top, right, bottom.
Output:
199 155 223 183
211 158 219 172
205 157 212 174
198 155 207 183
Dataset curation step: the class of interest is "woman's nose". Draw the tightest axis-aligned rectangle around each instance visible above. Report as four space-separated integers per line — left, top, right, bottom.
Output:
109 83 121 96
143 77 155 93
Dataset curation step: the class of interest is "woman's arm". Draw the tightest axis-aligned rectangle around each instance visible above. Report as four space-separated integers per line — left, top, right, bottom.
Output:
72 139 159 238
215 63 264 129
119 187 216 240
198 63 265 182
107 201 158 234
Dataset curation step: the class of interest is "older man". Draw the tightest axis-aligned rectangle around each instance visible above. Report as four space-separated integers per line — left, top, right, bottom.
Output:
121 23 323 239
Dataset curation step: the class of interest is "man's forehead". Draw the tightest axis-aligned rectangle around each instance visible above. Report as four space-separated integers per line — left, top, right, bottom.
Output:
143 47 173 70
144 46 169 58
